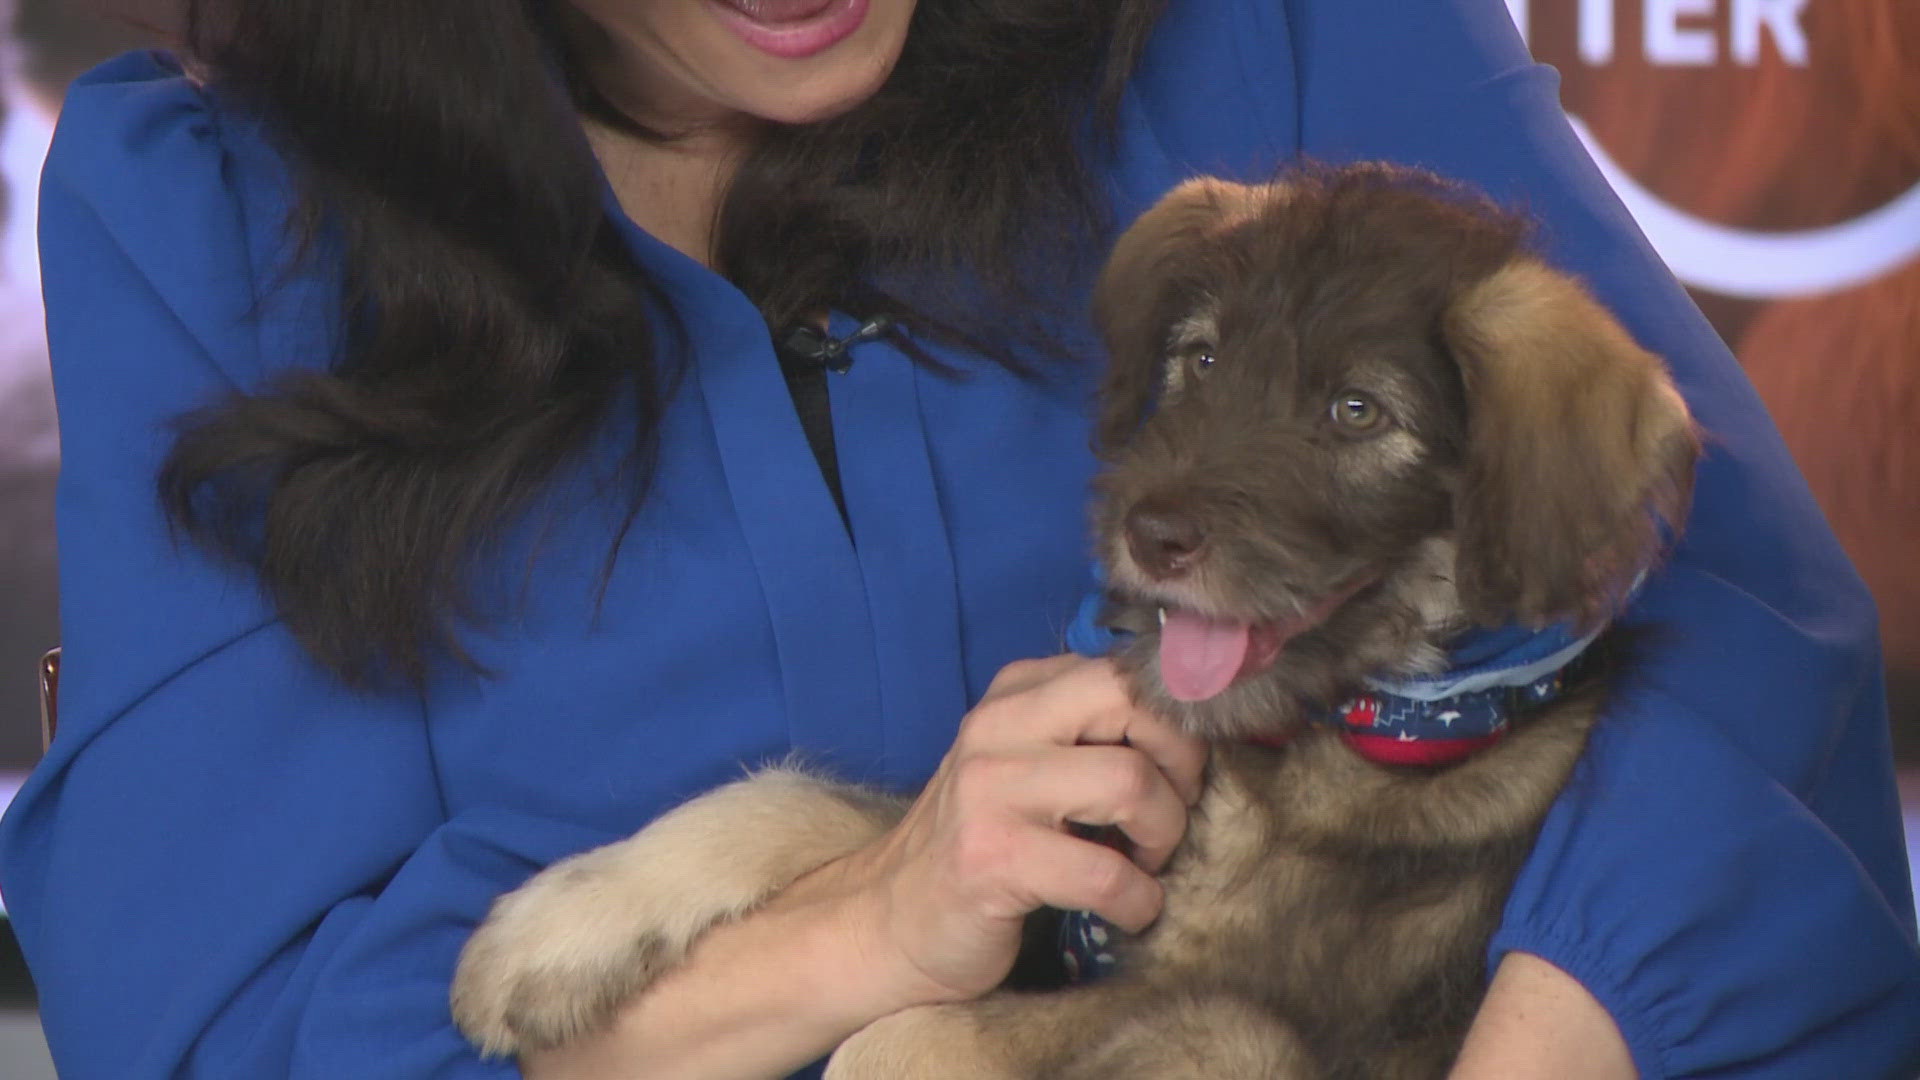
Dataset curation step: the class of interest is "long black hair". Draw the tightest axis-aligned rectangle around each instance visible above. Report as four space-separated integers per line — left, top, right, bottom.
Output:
162 0 1167 687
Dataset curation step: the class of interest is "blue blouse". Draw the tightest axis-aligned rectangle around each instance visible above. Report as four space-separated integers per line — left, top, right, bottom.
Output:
4 1 1917 1077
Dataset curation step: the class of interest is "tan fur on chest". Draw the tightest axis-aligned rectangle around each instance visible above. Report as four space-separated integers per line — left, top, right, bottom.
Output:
1139 760 1284 973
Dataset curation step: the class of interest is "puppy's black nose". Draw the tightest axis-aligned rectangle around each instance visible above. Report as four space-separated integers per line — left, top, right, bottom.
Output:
1125 500 1206 579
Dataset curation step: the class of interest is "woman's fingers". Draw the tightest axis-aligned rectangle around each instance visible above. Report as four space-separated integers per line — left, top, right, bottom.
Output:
979 653 1086 700
1015 828 1166 934
837 653 1204 1003
1083 706 1209 808
965 657 1208 806
964 745 1190 874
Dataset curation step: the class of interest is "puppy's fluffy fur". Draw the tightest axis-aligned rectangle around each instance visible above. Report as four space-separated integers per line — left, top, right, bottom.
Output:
451 164 1699 1079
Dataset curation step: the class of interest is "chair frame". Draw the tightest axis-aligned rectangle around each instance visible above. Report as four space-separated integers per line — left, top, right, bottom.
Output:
39 647 60 752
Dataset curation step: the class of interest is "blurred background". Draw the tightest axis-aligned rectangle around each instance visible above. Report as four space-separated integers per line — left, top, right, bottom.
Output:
0 0 1913 1074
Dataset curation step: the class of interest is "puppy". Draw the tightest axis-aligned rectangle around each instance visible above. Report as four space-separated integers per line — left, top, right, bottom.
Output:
451 164 1699 1079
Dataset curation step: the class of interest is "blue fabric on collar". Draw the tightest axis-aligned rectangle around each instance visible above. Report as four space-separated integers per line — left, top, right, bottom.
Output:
1362 621 1603 703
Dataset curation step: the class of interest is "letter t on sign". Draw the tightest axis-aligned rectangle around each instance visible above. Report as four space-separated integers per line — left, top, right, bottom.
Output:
1732 0 1810 65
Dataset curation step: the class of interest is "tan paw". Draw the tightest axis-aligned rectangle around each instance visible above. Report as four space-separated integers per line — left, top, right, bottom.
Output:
450 839 704 1056
452 767 900 1056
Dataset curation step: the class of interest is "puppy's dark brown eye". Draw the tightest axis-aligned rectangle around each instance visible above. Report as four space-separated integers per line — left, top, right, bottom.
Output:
1330 391 1386 432
1162 348 1216 398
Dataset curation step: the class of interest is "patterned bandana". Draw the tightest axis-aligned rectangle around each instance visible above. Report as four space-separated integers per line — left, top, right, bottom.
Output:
1248 620 1599 765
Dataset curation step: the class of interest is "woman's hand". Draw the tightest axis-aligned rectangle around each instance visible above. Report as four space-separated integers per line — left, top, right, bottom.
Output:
521 654 1205 1080
787 653 1209 1006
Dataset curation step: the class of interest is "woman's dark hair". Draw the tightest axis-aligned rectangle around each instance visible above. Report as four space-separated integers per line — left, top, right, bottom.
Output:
163 0 1167 687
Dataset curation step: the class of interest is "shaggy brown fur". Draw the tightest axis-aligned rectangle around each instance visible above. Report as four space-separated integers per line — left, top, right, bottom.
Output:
450 164 1699 1079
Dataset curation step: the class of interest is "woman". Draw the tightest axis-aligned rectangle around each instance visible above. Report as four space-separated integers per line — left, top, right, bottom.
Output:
2 0 1915 1078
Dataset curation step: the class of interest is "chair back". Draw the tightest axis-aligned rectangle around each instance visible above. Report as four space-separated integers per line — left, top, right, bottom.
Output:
39 647 60 751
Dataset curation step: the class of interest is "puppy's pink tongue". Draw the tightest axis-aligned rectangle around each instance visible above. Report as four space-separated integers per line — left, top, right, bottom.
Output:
1158 611 1252 702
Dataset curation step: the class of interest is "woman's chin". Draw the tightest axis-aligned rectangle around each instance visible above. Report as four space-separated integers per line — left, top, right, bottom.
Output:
742 55 902 125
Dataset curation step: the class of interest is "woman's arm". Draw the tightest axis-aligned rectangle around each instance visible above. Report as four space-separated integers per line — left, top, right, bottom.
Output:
1452 954 1635 1080
513 876 909 1080
516 654 1208 1080
0 59 572 1080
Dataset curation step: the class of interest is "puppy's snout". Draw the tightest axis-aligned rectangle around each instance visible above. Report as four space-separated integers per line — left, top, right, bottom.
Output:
1125 499 1207 579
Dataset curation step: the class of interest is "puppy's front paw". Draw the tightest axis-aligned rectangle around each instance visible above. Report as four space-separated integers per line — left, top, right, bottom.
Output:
452 767 901 1057
451 840 694 1057
827 1004 1019 1080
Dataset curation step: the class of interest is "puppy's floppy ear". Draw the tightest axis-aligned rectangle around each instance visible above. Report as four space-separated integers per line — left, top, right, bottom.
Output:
1092 177 1268 454
1444 259 1700 628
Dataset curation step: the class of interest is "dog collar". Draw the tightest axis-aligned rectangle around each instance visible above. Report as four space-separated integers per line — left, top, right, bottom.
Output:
1306 667 1573 764
1325 582 1633 764
1239 621 1598 765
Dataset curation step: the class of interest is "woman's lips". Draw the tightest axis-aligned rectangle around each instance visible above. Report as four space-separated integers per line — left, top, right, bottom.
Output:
724 0 838 17
706 0 871 60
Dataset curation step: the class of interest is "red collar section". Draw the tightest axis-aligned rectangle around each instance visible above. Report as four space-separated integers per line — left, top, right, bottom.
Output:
1241 721 1511 766
1240 664 1582 766
1334 727 1507 766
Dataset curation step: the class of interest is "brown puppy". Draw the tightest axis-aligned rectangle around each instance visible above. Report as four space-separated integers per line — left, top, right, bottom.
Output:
450 164 1699 1079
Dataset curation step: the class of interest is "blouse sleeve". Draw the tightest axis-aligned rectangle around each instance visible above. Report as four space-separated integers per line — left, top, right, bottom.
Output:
0 53 608 1079
1247 1 1920 1075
